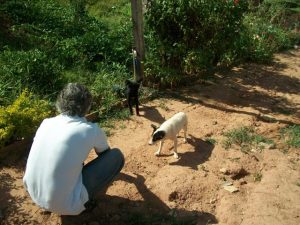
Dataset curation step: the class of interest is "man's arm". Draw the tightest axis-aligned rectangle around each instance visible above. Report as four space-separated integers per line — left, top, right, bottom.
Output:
93 125 110 154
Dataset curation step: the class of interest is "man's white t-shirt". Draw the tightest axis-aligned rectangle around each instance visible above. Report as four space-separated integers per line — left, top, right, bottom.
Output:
23 114 109 215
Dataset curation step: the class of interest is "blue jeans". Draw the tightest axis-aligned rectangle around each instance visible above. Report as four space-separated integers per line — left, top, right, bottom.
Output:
82 148 124 199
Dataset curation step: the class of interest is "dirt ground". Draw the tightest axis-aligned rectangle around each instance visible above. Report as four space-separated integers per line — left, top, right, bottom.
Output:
1 49 300 225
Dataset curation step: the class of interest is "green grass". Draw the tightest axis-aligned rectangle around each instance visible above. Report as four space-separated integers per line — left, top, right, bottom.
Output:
222 126 274 152
86 0 131 27
280 125 300 148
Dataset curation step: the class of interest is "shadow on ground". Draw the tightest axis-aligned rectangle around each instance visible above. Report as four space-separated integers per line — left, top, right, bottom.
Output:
61 173 218 225
169 135 214 170
0 166 35 224
140 105 166 124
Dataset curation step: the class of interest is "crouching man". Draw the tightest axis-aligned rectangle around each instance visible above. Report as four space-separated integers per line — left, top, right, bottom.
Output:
23 83 124 215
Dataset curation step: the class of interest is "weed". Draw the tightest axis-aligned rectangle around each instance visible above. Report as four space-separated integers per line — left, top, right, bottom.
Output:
280 125 300 148
253 172 263 182
222 126 273 152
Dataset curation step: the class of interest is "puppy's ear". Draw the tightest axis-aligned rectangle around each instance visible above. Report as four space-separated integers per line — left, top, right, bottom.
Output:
153 131 165 142
151 124 158 132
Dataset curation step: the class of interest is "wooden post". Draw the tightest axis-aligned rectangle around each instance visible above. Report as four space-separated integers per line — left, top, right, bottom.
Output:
130 0 145 82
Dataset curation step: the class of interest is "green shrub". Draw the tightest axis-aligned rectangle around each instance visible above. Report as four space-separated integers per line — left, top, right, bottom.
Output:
237 14 292 62
256 0 300 31
280 125 300 148
0 89 53 147
0 49 64 103
145 0 248 77
89 62 131 114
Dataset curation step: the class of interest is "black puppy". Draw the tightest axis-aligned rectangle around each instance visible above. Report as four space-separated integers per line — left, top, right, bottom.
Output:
125 79 141 116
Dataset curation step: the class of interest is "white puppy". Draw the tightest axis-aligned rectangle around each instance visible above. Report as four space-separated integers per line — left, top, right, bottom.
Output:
149 112 188 158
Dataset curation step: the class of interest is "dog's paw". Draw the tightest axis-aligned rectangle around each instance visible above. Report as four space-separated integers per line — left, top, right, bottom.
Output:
183 139 187 143
154 151 160 156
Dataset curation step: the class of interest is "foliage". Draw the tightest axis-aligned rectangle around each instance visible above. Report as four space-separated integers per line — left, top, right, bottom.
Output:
222 126 274 151
145 0 248 79
235 14 292 62
280 125 300 148
89 62 131 114
0 0 133 104
0 89 53 147
144 0 299 84
256 0 300 29
0 49 64 105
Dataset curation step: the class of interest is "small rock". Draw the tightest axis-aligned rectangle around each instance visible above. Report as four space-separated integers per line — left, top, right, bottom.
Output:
220 168 228 174
223 181 233 186
250 148 257 153
213 121 218 125
223 185 239 193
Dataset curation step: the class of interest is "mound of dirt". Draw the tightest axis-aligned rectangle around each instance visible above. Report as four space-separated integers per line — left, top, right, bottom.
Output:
1 49 300 225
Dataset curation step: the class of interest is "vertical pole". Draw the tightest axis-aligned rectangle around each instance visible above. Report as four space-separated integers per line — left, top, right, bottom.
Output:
130 0 145 82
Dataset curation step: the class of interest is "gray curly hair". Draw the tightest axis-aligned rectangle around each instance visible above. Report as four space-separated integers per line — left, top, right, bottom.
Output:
56 83 92 117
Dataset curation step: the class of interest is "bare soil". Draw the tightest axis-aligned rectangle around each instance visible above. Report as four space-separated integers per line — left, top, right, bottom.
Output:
1 49 300 225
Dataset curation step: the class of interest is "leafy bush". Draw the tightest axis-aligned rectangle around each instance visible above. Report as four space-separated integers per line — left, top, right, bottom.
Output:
236 14 292 62
89 62 131 114
145 0 248 77
256 0 300 30
0 49 64 104
0 0 133 105
0 89 53 147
